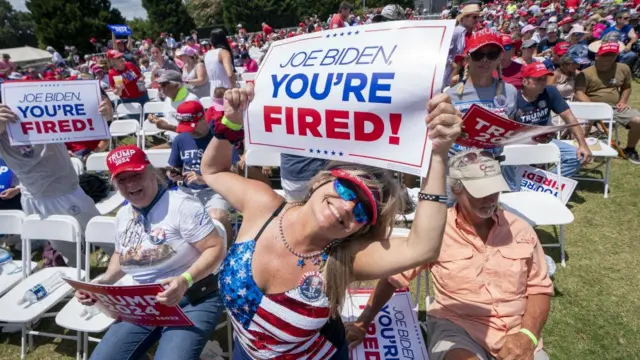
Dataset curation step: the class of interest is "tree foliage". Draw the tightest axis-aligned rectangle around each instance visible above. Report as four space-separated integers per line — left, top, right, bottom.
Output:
220 0 300 32
26 0 125 53
185 0 223 28
0 0 37 49
141 0 196 38
128 18 155 40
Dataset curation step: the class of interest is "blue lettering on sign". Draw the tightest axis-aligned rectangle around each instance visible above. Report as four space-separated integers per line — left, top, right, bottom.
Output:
0 159 13 191
271 72 395 104
108 24 132 36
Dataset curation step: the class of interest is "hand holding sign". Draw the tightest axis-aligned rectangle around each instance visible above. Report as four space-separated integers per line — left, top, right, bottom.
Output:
224 83 255 124
427 94 463 156
157 276 189 307
0 104 18 134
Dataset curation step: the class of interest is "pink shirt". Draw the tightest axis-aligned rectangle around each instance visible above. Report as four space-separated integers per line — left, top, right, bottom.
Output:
0 60 15 75
244 59 258 73
389 207 553 356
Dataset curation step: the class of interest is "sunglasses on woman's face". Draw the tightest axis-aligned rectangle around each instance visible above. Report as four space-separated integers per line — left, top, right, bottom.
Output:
470 50 502 62
333 179 371 224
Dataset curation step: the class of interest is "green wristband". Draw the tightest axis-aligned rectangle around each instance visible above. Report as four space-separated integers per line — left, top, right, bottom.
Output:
221 116 242 131
519 328 538 348
181 272 194 288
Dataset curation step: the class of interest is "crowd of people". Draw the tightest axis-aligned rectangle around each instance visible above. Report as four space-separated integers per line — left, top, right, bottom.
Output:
0 0 639 359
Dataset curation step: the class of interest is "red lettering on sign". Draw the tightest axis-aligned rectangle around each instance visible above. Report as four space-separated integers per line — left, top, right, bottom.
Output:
363 336 379 349
19 119 94 136
364 352 382 360
261 106 401 145
534 175 544 184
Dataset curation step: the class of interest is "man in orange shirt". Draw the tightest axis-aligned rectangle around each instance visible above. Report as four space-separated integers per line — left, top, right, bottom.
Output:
330 1 352 29
346 150 553 360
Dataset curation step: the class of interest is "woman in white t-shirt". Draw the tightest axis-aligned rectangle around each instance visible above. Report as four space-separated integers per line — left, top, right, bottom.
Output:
204 28 236 94
75 144 227 360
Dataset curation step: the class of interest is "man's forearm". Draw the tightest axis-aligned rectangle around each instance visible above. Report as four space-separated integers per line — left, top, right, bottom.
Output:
520 294 551 338
620 88 632 104
574 91 591 102
358 278 398 325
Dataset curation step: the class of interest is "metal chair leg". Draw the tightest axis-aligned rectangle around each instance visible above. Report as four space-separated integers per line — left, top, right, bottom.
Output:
560 225 566 267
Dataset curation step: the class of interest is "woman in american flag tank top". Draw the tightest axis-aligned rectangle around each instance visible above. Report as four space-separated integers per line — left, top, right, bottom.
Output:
201 85 463 359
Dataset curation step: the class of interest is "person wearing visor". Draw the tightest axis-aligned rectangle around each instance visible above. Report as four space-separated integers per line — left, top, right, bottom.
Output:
76 144 227 360
200 82 462 358
371 4 406 23
167 100 231 240
517 62 592 178
548 45 591 100
346 150 553 360
516 39 539 65
500 34 526 91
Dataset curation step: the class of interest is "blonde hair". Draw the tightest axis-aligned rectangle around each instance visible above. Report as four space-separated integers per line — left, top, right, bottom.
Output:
306 162 403 317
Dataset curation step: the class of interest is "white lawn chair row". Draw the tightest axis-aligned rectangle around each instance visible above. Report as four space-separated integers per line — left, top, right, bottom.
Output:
0 212 232 360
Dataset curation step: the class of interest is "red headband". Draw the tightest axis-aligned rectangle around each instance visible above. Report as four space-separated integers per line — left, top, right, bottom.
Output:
330 169 379 225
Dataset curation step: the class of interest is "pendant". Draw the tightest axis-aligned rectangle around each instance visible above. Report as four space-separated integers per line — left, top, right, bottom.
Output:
321 253 329 261
297 259 305 268
312 257 321 265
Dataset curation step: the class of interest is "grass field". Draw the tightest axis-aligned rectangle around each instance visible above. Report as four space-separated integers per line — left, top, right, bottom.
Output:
1 86 640 360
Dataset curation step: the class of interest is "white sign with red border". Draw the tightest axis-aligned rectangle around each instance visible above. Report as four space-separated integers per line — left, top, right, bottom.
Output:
342 288 428 360
246 20 455 176
1 80 109 145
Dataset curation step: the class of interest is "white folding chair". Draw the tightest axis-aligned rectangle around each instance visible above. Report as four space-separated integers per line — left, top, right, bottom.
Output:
395 187 419 224
200 96 212 110
147 88 159 102
566 102 618 198
85 153 125 215
0 211 37 297
116 103 143 123
145 149 171 168
106 92 120 115
0 215 85 360
140 102 167 149
109 120 140 149
500 143 575 267
55 216 124 360
70 157 84 176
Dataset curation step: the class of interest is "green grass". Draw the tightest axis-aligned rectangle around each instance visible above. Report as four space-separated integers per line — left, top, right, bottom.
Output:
2 86 640 360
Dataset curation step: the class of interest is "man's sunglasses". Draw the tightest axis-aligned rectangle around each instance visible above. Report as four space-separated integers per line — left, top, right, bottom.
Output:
470 50 502 62
333 179 371 224
458 150 505 165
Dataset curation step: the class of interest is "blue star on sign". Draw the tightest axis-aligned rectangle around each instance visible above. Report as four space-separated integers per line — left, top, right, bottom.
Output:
324 150 328 155
333 33 337 37
339 152 344 156
331 151 336 156
316 149 321 154
340 32 344 36
309 148 314 153
326 34 331 38
348 31 352 35
355 30 360 35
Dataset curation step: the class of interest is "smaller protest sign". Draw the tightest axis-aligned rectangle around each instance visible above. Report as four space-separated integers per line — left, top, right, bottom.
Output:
516 165 577 204
1 80 110 146
0 159 13 191
63 278 194 327
108 24 132 36
342 289 428 360
457 104 581 149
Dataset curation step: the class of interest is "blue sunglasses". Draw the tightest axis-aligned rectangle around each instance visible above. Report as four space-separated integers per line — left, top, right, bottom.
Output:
333 179 371 224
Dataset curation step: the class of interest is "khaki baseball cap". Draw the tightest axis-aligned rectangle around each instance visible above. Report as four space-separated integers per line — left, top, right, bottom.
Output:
449 159 511 198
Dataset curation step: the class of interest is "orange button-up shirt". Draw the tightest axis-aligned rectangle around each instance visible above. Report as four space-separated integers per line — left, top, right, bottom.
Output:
390 206 553 356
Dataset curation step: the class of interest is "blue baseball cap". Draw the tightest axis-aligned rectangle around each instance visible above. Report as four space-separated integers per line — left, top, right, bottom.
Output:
567 45 590 64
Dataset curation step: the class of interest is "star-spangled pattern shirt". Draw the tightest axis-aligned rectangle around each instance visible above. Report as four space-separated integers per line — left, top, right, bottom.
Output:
218 239 344 359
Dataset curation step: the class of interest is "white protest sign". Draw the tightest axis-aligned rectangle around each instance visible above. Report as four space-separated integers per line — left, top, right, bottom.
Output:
516 165 578 204
1 80 110 145
246 20 455 176
341 289 428 360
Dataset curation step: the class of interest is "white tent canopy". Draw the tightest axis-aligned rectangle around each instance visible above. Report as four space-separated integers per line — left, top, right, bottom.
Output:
0 46 51 67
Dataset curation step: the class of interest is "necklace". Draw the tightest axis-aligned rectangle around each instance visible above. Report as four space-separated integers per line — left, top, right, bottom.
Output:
279 203 342 268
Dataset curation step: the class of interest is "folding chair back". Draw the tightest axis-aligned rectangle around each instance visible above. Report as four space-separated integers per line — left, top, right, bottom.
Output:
568 101 614 142
501 143 561 166
143 101 165 118
85 153 108 172
244 149 280 167
145 149 171 168
116 102 143 122
84 217 117 281
0 210 26 235
200 96 212 109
